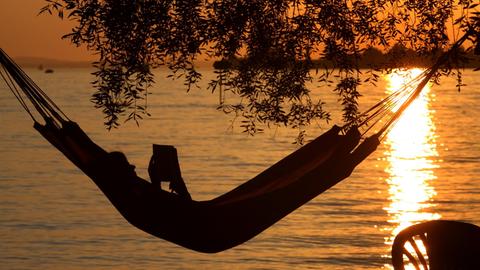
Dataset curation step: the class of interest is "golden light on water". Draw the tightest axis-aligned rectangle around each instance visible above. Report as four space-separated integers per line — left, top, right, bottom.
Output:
382 69 441 268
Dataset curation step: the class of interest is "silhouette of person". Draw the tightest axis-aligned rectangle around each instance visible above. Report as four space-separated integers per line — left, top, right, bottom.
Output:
148 144 191 200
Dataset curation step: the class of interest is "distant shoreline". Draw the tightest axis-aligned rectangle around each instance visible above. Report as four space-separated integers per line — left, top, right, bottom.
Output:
14 53 480 70
13 56 215 69
14 56 91 68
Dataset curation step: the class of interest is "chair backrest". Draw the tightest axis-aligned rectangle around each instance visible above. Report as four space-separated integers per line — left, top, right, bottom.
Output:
391 220 480 270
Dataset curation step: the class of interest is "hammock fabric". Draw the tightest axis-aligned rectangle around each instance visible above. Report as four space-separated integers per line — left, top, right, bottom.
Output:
0 35 466 252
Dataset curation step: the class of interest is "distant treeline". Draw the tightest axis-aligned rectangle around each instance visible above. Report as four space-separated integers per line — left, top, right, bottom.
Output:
214 44 480 70
14 57 91 68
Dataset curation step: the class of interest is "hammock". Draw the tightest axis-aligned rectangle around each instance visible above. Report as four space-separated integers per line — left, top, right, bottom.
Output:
0 35 467 253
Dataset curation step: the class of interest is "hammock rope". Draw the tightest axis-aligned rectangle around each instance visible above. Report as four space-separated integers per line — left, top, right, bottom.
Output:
0 49 69 127
357 31 471 140
0 65 35 120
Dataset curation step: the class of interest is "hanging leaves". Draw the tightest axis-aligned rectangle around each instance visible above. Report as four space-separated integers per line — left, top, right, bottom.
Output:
40 0 480 132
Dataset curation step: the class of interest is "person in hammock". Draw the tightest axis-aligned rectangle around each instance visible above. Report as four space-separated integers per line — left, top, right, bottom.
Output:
0 44 443 252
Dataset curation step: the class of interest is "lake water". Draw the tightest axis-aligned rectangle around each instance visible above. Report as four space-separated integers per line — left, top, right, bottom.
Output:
1 67 479 269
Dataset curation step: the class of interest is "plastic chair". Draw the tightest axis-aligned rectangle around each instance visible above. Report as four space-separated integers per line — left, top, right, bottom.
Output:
391 220 480 270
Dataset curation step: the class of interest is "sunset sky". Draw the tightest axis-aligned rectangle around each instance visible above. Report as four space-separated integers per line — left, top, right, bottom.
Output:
0 1 469 62
0 1 93 61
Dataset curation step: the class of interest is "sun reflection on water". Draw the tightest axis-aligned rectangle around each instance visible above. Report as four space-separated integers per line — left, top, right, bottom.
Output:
382 69 441 268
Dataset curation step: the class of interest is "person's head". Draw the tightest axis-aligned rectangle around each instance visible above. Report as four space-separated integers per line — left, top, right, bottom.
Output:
109 151 137 177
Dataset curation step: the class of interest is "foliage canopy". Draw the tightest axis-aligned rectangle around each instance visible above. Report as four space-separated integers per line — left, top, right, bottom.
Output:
42 0 480 135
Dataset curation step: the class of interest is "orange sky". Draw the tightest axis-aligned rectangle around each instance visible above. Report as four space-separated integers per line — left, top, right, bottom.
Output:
0 0 93 61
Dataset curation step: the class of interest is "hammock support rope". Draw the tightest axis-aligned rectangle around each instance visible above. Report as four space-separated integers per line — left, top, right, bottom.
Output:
0 34 468 252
